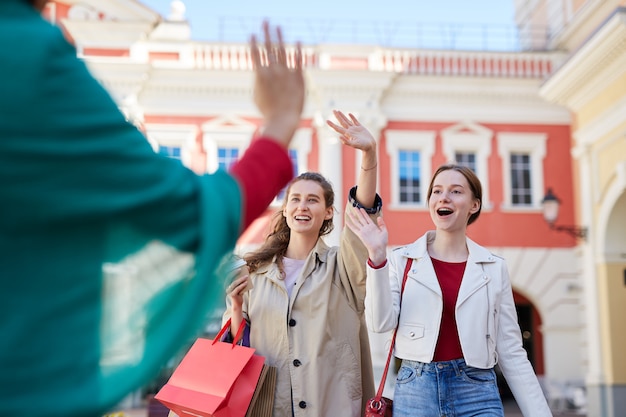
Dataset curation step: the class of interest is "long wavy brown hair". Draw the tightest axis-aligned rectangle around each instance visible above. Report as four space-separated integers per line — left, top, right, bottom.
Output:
244 172 335 274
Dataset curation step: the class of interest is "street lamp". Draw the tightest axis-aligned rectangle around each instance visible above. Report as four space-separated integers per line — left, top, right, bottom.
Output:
541 188 588 240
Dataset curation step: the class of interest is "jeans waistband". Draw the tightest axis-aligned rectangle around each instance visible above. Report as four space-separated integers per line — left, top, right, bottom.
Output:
401 358 468 374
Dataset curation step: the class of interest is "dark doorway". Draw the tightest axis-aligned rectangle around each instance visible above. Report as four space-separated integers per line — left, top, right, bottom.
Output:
496 291 544 399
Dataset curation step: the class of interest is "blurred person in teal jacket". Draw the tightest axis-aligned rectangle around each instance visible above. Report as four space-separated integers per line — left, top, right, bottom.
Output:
0 1 305 416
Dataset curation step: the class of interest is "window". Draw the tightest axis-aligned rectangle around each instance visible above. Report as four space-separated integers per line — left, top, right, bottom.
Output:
399 150 421 203
289 149 299 175
273 129 312 205
158 146 182 161
441 121 492 209
510 153 532 205
386 130 436 209
144 124 197 168
455 152 476 171
202 116 258 174
202 121 310 202
275 149 300 201
497 132 547 210
217 147 239 172
204 132 251 174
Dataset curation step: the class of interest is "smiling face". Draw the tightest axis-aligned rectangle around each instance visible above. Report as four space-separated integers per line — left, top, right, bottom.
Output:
428 169 481 233
283 179 334 238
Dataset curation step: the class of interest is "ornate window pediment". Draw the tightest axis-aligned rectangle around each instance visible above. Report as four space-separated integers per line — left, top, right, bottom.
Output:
441 121 493 210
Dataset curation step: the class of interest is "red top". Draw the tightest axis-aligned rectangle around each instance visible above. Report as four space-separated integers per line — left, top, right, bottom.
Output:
229 138 293 230
432 257 466 362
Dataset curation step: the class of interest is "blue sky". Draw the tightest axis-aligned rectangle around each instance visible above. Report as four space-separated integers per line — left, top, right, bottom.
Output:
139 0 518 50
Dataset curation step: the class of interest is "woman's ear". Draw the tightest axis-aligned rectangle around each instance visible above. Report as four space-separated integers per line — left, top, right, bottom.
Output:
324 206 334 220
470 198 481 214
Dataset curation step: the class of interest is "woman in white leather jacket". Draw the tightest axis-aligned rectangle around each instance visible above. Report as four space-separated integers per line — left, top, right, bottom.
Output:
348 164 552 417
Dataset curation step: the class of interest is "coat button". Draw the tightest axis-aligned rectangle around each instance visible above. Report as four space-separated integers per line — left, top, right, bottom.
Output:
409 332 415 337
299 401 307 409
289 318 296 327
293 359 301 367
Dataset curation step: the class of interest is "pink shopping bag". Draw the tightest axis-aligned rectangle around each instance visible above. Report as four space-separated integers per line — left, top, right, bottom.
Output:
155 320 265 417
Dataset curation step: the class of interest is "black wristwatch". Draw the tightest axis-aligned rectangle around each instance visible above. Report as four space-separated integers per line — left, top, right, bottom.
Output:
348 186 383 214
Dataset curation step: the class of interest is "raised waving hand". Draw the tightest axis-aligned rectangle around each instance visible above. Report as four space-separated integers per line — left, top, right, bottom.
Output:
250 21 305 147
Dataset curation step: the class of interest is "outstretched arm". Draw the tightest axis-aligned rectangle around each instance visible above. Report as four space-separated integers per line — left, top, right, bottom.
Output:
326 110 377 208
230 22 306 229
252 21 304 147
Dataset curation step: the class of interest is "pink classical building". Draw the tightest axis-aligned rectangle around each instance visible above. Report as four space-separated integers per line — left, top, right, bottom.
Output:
41 0 589 411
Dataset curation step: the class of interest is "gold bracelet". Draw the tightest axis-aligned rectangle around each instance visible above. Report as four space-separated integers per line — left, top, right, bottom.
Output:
361 163 377 171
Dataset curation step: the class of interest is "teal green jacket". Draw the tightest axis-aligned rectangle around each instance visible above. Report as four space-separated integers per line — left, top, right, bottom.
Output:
0 1 292 416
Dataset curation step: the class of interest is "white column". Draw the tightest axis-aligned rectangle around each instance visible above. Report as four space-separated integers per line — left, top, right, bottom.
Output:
315 114 343 247
575 143 604 385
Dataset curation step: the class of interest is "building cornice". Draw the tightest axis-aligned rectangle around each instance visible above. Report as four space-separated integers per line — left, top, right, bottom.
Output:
548 0 622 51
540 10 626 109
59 0 160 21
384 76 571 124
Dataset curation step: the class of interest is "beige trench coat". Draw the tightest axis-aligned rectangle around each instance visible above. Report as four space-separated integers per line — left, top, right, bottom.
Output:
223 205 377 417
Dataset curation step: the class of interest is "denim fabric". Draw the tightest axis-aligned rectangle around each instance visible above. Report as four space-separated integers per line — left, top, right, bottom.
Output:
393 358 504 417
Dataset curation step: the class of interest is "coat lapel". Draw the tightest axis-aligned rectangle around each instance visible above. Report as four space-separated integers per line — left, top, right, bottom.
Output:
400 232 497 304
400 232 442 296
301 238 329 280
288 238 330 309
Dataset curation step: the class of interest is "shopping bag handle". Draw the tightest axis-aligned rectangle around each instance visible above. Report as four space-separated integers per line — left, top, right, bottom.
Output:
213 318 247 348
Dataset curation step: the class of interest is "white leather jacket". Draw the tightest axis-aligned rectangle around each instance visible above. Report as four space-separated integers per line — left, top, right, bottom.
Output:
365 231 552 417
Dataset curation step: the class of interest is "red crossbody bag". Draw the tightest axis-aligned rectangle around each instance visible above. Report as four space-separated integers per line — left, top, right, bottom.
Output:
364 258 413 417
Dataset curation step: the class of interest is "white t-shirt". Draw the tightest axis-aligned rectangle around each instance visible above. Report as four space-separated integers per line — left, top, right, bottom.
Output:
282 257 306 298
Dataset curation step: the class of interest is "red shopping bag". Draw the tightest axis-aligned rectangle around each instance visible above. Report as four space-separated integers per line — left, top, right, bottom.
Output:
155 319 265 417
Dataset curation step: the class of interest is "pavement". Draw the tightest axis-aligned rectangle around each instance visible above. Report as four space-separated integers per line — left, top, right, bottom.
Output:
502 398 585 417
116 399 586 417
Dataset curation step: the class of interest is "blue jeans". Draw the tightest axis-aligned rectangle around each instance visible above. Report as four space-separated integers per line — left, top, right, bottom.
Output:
393 358 504 417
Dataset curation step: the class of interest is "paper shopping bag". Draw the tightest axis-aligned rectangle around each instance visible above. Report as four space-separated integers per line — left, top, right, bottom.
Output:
166 363 277 417
155 319 265 417
245 364 276 417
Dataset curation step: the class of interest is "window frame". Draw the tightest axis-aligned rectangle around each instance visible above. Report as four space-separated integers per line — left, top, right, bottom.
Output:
216 147 241 172
144 123 197 168
271 128 312 206
441 123 493 210
203 128 254 174
497 132 547 211
385 130 436 210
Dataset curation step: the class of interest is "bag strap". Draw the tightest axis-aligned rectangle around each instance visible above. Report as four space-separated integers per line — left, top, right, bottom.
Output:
213 318 247 348
374 258 413 400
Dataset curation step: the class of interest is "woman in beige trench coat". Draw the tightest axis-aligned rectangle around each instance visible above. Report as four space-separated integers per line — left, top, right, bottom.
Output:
223 110 387 417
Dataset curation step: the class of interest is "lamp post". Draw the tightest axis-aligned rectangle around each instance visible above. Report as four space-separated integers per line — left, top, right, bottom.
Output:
541 188 588 240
